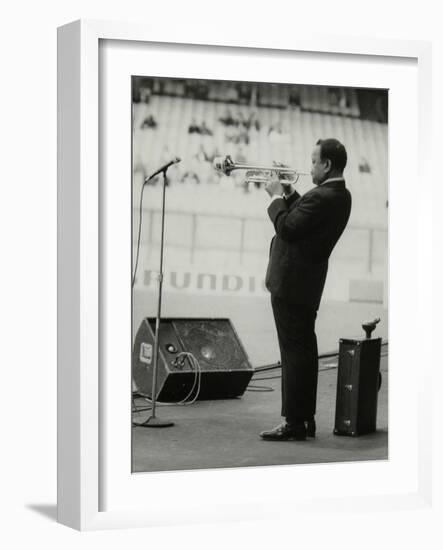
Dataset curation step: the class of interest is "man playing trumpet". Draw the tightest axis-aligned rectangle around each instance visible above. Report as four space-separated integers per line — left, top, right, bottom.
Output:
260 138 352 441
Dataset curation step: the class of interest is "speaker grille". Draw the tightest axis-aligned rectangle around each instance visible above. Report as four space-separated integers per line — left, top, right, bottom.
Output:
172 319 250 372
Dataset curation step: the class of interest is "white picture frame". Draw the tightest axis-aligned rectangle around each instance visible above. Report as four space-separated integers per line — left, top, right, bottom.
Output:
57 19 433 531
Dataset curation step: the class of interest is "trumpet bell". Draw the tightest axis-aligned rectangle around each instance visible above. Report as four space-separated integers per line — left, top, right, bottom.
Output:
213 155 236 176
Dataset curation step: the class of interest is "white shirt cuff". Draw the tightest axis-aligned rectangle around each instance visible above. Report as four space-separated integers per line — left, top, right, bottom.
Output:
269 195 284 204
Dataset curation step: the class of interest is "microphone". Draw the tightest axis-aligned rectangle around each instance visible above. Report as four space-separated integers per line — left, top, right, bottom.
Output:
145 157 181 182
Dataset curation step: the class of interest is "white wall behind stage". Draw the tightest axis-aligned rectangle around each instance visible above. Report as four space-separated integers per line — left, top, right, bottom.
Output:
134 182 388 304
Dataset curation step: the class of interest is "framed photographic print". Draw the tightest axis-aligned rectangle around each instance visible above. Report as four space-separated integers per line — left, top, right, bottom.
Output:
57 19 433 530
130 74 388 471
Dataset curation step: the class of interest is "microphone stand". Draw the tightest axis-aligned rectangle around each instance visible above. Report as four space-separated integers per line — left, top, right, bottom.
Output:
139 167 174 428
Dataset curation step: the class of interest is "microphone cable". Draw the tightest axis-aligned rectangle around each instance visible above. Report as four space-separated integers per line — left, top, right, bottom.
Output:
172 352 202 405
132 181 147 288
249 341 389 387
132 352 202 421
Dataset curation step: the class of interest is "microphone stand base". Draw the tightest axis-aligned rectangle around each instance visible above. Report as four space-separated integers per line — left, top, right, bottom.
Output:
137 416 175 428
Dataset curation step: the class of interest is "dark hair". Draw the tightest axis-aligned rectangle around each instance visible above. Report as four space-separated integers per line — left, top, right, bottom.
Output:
316 138 347 173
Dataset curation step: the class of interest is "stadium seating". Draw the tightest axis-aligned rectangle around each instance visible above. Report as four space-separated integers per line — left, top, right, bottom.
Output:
133 92 388 300
133 94 387 225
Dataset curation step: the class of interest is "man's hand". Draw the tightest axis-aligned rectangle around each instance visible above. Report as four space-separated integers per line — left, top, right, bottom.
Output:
264 170 285 197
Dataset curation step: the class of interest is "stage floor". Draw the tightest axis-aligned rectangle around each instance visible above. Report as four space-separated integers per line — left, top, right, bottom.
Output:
132 352 388 473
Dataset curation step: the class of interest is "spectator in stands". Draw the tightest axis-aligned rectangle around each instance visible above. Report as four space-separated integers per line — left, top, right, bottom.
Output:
359 157 371 173
219 109 239 127
260 138 352 442
289 87 301 108
238 111 248 129
188 118 201 134
140 115 157 129
188 119 213 136
240 110 261 132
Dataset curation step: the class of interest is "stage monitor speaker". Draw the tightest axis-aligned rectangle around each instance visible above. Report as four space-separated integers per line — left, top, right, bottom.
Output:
334 337 382 436
132 318 254 402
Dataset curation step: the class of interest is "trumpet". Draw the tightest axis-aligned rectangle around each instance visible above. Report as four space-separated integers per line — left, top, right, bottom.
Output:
213 155 310 186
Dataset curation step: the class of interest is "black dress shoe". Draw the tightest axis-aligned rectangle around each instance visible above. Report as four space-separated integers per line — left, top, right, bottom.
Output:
260 422 307 441
306 418 316 438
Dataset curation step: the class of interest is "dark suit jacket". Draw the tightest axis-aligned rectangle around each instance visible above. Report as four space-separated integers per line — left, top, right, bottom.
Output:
265 179 352 310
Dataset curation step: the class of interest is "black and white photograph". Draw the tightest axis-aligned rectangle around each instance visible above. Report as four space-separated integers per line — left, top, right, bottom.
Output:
3 0 439 542
130 76 389 472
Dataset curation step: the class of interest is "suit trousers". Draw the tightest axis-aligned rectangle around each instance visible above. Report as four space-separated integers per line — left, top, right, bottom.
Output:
271 295 319 422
